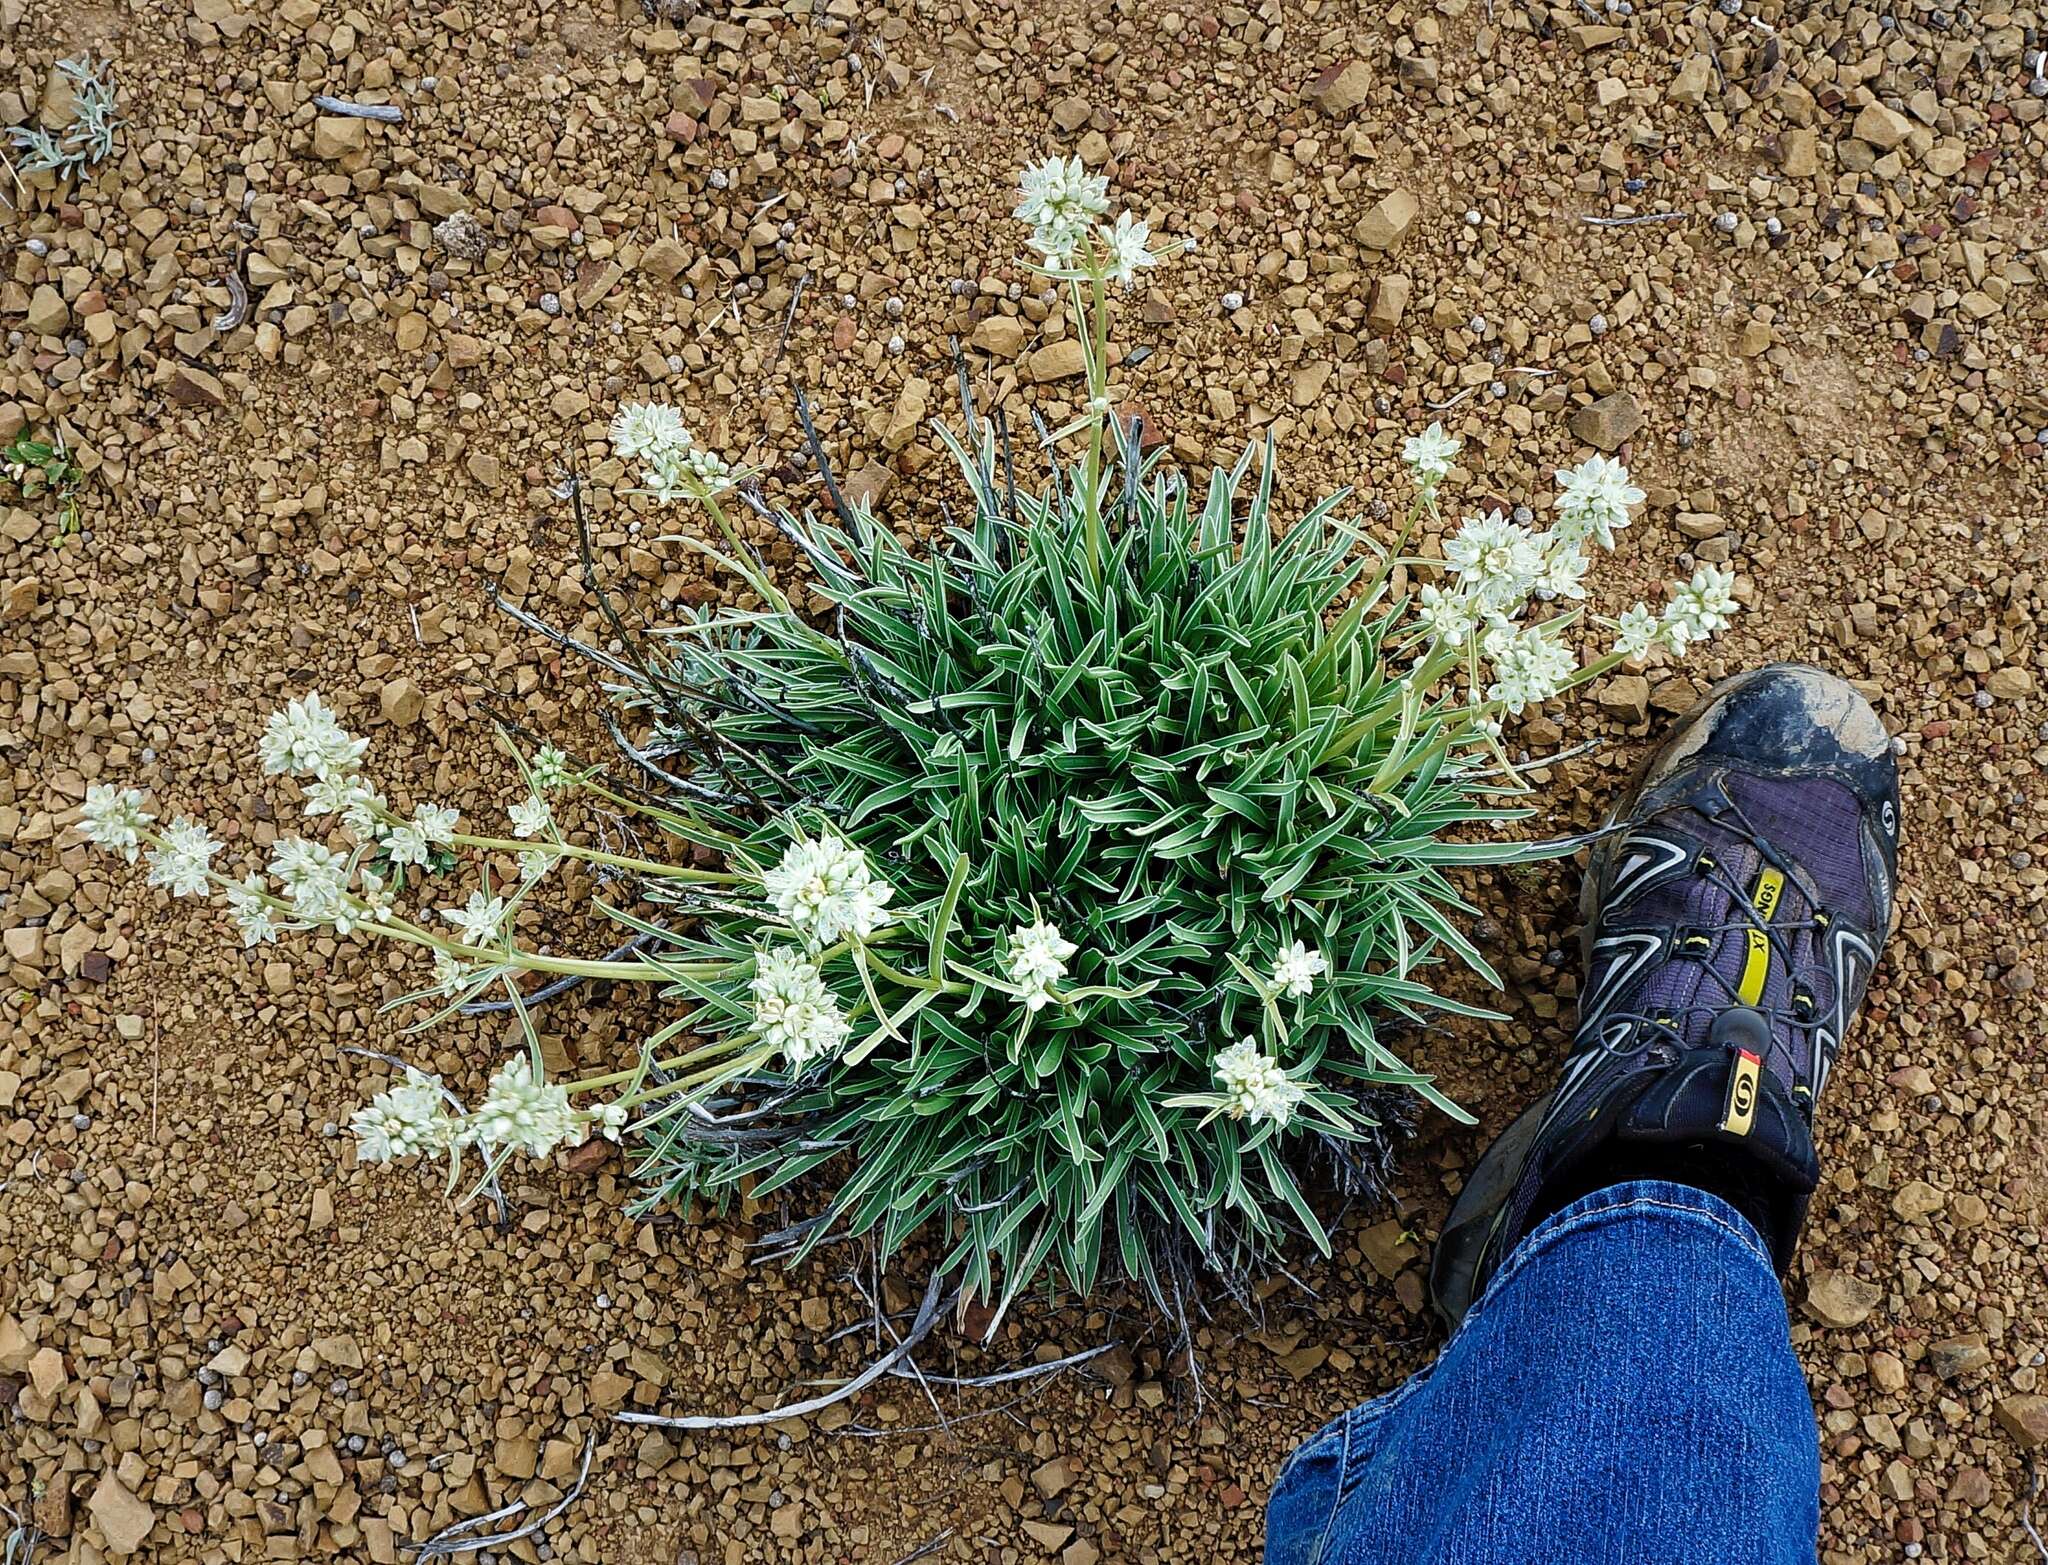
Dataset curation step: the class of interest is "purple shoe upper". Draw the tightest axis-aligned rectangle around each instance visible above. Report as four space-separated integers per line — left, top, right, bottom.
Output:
1431 665 1900 1326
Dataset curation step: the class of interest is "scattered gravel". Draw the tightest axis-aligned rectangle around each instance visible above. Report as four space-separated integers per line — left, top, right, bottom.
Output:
2 0 2046 1560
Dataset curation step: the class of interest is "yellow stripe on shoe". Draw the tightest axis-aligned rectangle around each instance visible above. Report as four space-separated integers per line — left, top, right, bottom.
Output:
1736 865 1785 1006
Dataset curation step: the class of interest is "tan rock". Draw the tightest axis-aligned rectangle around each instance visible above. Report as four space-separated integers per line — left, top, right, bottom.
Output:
1996 1395 2048 1448
639 236 689 283
1356 189 1419 251
311 114 367 159
380 678 424 727
1290 362 1331 407
27 1344 64 1396
878 376 930 451
1890 1179 1944 1221
1853 100 1913 151
394 312 429 352
1367 274 1411 332
0 1314 31 1372
1396 54 1438 89
167 364 227 407
1023 1519 1074 1552
1569 391 1643 452
1358 1219 1417 1279
1667 53 1712 106
32 1478 69 1538
1806 1270 1882 1328
313 1333 364 1369
1308 60 1372 115
842 462 891 513
0 577 38 623
1026 339 1087 382
1050 95 1091 133
1030 1456 1076 1498
970 314 1027 358
25 284 68 335
1928 1335 1991 1379
1779 127 1819 177
87 1473 155 1556
1598 675 1650 723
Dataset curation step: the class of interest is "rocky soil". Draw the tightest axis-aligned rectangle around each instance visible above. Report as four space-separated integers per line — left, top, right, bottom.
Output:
2 0 2047 1559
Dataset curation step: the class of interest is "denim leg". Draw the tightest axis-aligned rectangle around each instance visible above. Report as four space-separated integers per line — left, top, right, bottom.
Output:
1264 1180 1818 1565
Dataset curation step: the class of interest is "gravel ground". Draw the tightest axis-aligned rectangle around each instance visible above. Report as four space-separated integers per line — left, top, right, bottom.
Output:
3 0 2047 1559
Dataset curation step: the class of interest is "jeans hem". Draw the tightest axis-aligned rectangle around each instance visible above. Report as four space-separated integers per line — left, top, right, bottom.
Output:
1342 1180 1776 1447
1476 1178 1774 1326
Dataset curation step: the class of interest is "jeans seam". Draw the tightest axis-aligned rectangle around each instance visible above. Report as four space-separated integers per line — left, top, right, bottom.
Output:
1301 1405 1352 1565
1463 1190 1772 1342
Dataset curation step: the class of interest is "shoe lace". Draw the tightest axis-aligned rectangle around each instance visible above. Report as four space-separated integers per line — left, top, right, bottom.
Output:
1595 793 1835 1094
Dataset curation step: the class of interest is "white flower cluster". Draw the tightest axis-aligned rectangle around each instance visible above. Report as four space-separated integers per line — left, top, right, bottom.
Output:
351 1069 459 1162
762 831 894 947
269 836 350 928
354 1057 623 1168
509 794 552 839
443 889 509 948
466 1055 583 1158
1480 620 1578 717
431 952 511 1000
304 773 384 834
609 403 734 504
223 874 280 946
1213 1038 1310 1128
1660 564 1740 651
1553 455 1645 552
106 691 468 948
1014 157 1165 285
380 802 459 869
750 947 853 1068
79 784 154 862
1401 431 1740 715
144 815 220 898
1270 942 1327 999
507 793 561 883
529 744 575 793
1400 424 1462 491
1006 919 1078 1012
259 693 369 781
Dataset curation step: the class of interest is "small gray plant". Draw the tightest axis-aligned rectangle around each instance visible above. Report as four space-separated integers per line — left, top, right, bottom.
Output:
9 57 121 177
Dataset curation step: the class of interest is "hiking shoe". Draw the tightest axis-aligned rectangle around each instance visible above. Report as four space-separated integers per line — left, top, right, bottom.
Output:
1429 664 1900 1329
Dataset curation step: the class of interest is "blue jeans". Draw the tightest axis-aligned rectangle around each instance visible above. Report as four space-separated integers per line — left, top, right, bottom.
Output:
1266 1180 1819 1564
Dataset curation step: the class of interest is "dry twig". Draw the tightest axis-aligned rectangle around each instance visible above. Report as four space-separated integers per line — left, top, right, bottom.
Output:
617 1275 946 1431
1580 211 1688 228
399 1432 596 1558
312 94 403 122
2024 1455 2048 1563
